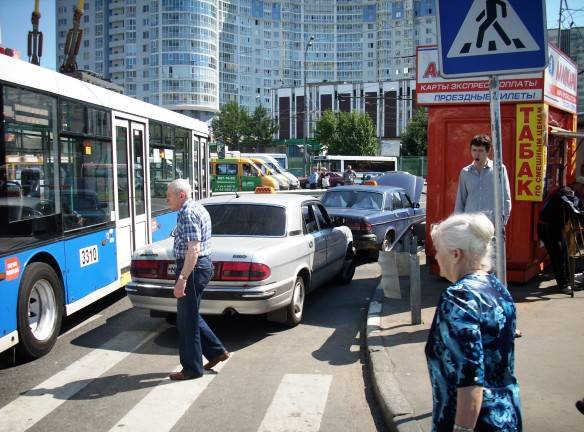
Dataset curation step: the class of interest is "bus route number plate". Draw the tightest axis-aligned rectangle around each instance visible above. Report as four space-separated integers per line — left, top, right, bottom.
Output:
80 245 99 267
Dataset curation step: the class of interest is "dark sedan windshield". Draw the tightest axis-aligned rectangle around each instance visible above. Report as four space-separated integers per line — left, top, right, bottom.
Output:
322 191 383 210
204 204 286 236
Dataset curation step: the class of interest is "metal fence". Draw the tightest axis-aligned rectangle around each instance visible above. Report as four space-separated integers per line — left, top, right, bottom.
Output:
398 156 427 177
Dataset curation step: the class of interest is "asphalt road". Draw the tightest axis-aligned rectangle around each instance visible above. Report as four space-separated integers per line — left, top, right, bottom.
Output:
0 261 387 432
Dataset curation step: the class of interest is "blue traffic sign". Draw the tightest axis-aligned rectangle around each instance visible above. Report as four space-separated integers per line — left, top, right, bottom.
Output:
437 0 548 78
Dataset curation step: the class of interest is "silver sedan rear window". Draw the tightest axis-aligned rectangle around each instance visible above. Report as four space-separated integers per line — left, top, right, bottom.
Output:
204 204 286 236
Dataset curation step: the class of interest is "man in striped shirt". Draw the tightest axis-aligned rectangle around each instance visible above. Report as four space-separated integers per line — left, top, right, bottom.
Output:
166 179 229 380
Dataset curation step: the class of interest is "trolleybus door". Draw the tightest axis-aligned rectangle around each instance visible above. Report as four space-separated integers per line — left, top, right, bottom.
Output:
200 137 210 198
113 118 149 269
192 133 201 200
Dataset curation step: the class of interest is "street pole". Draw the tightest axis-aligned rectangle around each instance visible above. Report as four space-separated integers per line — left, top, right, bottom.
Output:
489 75 507 286
303 36 314 177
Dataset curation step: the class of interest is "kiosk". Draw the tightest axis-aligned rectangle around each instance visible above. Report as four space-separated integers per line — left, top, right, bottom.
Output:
418 44 580 283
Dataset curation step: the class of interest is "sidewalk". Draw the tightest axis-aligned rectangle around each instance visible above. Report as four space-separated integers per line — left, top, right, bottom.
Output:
366 253 584 432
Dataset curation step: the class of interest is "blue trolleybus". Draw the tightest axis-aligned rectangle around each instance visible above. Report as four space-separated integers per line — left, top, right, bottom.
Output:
0 55 210 358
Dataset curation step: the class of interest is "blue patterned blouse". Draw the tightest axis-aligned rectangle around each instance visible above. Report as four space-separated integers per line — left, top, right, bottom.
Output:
425 273 522 431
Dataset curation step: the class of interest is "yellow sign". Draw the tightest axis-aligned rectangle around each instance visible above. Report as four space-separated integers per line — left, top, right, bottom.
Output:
515 103 547 201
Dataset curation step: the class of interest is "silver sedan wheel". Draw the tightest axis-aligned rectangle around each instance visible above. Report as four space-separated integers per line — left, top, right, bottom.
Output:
28 279 58 342
285 276 305 326
291 278 305 320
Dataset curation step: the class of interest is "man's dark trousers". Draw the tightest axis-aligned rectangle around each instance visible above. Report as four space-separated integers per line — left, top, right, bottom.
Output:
538 223 572 288
176 256 226 377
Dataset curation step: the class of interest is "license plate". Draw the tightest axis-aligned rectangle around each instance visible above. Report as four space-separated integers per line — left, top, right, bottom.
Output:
167 263 177 277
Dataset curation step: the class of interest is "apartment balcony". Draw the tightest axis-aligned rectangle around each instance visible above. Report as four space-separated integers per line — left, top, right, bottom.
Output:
109 63 125 74
110 38 125 48
109 51 125 61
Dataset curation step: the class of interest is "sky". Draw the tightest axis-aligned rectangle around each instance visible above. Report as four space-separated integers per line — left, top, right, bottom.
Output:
0 0 582 72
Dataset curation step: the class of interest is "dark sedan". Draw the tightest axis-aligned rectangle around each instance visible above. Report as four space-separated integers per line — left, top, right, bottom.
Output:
300 171 345 189
321 172 425 256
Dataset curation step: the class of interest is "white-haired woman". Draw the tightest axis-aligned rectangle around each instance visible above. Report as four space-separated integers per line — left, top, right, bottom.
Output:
426 213 522 432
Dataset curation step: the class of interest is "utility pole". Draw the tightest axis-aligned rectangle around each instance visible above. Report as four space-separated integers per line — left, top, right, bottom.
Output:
557 0 563 51
303 35 314 177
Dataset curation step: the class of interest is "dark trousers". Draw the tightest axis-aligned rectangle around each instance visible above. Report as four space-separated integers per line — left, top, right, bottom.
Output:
176 256 225 376
538 224 572 287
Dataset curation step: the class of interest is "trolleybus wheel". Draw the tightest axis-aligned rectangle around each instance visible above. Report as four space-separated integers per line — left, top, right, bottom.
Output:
17 263 63 359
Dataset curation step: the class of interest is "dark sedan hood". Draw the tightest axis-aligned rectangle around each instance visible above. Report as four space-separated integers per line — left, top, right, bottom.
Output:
375 171 424 204
326 208 379 219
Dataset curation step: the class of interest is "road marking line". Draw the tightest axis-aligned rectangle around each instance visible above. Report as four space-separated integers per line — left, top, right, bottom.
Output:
108 354 231 432
0 325 163 432
258 374 333 432
62 314 103 336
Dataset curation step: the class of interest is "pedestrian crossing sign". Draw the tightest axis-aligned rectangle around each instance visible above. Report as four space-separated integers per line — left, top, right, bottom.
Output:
437 0 547 78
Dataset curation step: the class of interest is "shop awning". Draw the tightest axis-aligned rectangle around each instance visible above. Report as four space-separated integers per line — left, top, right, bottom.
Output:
550 127 584 139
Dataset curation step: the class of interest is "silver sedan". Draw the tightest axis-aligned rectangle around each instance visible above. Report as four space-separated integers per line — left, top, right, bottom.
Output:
126 193 355 326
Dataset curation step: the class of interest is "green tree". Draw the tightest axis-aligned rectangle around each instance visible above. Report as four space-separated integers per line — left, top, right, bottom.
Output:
400 107 428 156
211 102 250 151
243 105 279 151
314 110 338 153
314 110 377 156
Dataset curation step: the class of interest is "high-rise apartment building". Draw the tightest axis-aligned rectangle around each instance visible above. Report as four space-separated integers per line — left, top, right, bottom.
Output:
56 1 437 120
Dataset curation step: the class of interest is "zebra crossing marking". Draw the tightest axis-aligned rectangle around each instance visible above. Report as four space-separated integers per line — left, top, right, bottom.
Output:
258 374 333 432
108 356 231 432
0 326 163 432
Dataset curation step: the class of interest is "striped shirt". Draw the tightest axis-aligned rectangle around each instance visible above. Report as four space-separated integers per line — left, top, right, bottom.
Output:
173 199 212 259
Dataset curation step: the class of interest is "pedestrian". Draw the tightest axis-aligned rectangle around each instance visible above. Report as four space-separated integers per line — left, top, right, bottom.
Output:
166 179 229 380
342 164 356 185
454 134 512 226
537 177 584 293
427 213 522 432
321 169 330 189
308 167 319 189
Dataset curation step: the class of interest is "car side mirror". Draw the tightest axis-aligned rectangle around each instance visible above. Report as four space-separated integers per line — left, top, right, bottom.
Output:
414 203 420 208
332 216 345 227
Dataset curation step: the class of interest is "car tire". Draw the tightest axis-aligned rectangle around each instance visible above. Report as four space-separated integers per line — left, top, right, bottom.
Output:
382 232 395 252
337 248 356 285
16 262 63 359
396 229 414 253
285 276 305 326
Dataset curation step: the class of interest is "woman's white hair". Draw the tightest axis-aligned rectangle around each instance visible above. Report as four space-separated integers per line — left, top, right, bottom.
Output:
431 213 494 271
168 178 192 197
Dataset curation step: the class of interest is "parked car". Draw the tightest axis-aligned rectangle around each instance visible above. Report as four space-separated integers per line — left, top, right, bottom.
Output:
355 172 384 184
126 193 356 326
321 171 425 257
300 171 345 189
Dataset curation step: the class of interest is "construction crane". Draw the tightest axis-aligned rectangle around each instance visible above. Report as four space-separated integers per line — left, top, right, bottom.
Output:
59 0 84 74
27 0 43 65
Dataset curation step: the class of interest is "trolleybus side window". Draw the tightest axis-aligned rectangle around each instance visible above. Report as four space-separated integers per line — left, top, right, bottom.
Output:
59 101 114 231
149 122 189 214
0 86 60 231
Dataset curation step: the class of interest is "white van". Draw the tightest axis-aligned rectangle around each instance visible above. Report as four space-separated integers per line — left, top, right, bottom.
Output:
242 154 300 189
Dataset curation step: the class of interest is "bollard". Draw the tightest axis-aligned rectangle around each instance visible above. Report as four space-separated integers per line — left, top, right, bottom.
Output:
409 235 422 325
378 249 401 299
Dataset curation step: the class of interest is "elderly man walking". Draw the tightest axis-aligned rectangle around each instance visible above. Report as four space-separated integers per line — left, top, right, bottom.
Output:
166 179 229 380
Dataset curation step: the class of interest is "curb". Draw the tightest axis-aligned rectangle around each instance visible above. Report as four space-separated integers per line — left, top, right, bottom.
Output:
366 285 424 432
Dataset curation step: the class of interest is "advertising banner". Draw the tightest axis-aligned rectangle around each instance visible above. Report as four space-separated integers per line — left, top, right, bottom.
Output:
544 43 578 114
515 103 547 202
416 46 544 105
